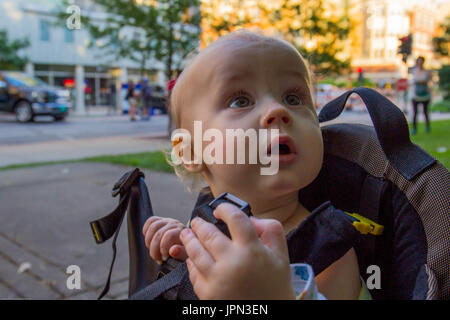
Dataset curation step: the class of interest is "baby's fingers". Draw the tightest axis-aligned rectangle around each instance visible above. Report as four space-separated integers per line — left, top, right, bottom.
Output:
149 224 178 263
160 228 185 261
144 219 167 249
169 244 188 261
142 216 161 236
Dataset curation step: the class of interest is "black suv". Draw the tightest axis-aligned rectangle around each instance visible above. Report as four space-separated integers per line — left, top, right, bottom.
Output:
0 71 72 122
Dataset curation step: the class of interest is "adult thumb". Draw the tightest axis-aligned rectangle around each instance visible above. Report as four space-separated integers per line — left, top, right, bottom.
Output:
250 217 289 258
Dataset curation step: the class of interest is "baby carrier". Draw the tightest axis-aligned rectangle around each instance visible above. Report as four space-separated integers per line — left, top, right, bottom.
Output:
90 87 449 300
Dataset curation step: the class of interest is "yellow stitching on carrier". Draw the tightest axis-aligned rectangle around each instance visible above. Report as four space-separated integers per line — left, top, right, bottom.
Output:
91 223 101 242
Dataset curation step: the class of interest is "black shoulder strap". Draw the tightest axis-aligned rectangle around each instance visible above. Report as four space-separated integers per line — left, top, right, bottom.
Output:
318 87 435 180
130 262 197 300
359 175 386 224
89 169 143 300
357 174 389 271
287 201 363 275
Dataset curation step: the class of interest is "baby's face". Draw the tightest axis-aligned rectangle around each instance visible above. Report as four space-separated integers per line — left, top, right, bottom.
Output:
174 38 323 207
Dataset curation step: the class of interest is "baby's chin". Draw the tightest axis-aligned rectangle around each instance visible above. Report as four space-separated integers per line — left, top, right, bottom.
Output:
257 171 306 195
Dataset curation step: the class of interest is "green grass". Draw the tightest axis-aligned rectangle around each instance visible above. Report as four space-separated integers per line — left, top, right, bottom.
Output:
82 151 174 173
0 150 174 173
0 120 448 171
409 119 450 168
430 100 450 113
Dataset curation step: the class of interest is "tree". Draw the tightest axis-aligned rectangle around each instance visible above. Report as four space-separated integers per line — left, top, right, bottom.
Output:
438 65 450 101
433 16 450 101
154 1 202 80
0 29 30 71
433 16 450 59
57 0 201 79
200 0 351 76
57 0 201 136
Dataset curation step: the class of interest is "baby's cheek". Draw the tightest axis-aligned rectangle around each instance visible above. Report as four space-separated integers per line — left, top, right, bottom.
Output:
309 126 324 166
297 126 323 182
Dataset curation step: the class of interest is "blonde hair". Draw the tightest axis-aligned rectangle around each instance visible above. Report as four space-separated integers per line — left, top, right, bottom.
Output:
167 29 312 193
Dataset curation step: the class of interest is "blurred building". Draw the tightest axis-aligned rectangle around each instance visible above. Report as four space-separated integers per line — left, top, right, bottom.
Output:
346 0 447 82
201 0 448 85
0 0 166 114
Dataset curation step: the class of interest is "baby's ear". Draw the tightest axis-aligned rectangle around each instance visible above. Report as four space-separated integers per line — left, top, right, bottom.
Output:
172 132 204 173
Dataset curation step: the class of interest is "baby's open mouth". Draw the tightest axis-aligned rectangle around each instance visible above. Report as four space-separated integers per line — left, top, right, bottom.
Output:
278 143 291 155
267 136 297 160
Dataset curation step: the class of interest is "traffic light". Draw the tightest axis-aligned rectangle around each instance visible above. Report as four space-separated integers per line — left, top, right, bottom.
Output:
357 67 364 83
398 34 413 63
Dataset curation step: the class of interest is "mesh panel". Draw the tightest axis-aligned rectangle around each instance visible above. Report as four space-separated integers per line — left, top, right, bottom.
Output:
322 123 450 300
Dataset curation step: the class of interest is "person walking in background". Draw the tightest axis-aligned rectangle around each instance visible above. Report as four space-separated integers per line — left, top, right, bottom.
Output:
396 78 409 115
140 78 152 121
108 80 117 116
411 56 432 135
126 80 137 121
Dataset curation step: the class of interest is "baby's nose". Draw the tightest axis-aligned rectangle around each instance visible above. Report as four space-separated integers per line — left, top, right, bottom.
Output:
261 106 292 128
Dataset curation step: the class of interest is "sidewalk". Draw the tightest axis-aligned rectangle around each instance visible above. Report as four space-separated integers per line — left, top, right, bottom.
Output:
70 106 121 117
0 162 197 299
0 133 171 168
70 106 166 118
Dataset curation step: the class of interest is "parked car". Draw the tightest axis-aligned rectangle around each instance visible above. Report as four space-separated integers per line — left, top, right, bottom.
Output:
148 83 167 114
0 71 72 122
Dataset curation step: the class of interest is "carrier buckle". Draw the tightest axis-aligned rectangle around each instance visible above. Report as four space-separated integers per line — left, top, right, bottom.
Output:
346 213 384 235
208 192 251 215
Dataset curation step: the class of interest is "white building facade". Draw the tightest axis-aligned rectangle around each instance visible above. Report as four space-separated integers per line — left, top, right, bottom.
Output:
0 0 167 114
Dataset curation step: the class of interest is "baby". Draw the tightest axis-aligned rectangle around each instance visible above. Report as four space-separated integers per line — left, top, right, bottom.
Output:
142 30 362 300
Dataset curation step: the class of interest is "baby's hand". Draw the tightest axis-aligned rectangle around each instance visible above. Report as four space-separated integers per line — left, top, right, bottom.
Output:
180 203 296 300
142 216 188 264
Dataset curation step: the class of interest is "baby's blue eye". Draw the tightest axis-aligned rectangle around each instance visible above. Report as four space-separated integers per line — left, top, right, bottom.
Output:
229 96 251 108
284 94 301 106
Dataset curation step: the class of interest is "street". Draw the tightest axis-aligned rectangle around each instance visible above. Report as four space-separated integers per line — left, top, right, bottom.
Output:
0 112 167 145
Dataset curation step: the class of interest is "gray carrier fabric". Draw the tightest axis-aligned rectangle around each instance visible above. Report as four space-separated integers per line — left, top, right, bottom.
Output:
321 122 449 299
319 87 436 180
318 87 449 300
